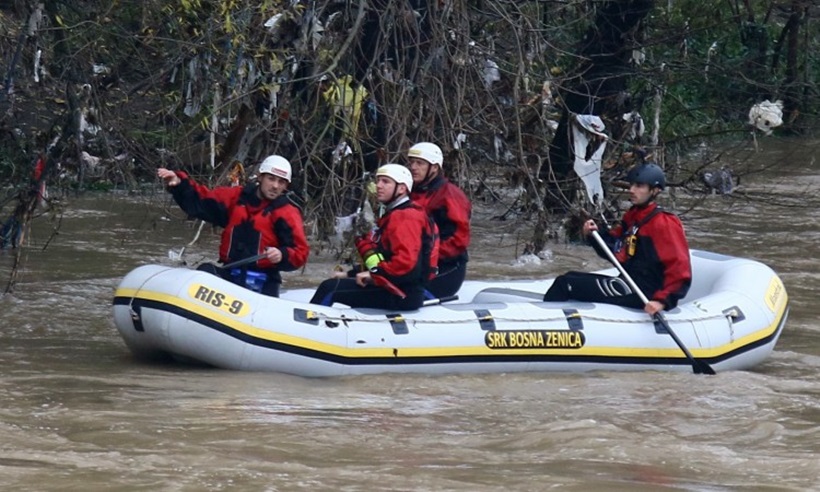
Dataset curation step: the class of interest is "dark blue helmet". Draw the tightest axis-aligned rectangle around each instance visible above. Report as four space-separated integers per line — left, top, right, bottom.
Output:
626 163 665 190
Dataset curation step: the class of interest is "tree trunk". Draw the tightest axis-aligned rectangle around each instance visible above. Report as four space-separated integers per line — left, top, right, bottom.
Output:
781 2 806 131
542 0 654 213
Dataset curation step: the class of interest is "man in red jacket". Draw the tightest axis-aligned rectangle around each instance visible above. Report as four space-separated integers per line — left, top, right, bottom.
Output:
407 142 471 298
311 164 439 310
543 163 691 315
157 155 309 297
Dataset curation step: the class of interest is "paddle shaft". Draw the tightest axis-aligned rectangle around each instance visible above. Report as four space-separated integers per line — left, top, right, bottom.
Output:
422 294 459 307
222 252 268 270
590 231 716 375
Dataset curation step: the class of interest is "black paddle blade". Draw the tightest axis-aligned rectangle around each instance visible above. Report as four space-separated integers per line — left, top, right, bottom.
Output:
693 360 717 375
654 313 717 376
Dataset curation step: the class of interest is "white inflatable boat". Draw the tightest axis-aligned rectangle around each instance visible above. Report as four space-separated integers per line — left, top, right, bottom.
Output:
112 250 788 376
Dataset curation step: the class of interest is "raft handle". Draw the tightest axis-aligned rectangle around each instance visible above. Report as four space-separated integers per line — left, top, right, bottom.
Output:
294 308 320 326
128 304 145 332
474 309 496 331
724 306 745 322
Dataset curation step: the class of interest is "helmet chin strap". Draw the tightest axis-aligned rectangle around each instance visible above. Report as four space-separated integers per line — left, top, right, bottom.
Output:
386 182 402 205
422 164 439 185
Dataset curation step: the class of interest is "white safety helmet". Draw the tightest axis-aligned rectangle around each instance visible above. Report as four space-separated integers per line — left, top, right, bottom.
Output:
376 164 414 192
258 155 292 182
407 142 443 167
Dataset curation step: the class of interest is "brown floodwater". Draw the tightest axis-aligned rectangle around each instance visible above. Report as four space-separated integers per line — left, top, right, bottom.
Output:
1 139 818 490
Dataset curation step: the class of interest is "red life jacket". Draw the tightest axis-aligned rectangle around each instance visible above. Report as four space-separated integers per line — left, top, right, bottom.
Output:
171 172 309 280
410 174 470 265
605 202 691 308
368 200 439 290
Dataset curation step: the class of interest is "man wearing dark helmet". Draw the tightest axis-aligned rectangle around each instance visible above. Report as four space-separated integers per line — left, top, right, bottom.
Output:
543 163 692 316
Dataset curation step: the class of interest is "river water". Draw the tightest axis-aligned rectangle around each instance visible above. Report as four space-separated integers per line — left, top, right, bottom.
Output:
1 140 818 490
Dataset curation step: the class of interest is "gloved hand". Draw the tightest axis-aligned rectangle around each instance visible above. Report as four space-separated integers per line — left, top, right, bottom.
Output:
355 236 383 270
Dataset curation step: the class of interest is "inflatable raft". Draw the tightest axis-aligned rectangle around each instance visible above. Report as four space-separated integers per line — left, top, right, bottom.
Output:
112 250 789 376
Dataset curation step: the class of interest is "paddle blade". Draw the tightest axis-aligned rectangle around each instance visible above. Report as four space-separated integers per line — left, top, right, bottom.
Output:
653 313 717 376
693 360 717 375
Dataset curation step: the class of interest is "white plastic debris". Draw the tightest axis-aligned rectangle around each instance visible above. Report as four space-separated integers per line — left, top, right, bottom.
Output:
575 114 608 137
571 115 608 205
331 140 353 166
454 133 467 150
621 111 645 140
483 59 500 89
34 49 42 82
264 14 284 31
81 151 101 172
748 100 783 135
631 48 645 66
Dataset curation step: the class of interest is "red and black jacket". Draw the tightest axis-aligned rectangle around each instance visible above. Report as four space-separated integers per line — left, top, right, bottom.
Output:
410 174 471 268
369 199 439 292
170 171 309 282
594 202 692 309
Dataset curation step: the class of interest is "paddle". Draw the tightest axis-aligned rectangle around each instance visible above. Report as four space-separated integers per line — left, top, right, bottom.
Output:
590 230 716 375
222 252 268 270
422 294 459 307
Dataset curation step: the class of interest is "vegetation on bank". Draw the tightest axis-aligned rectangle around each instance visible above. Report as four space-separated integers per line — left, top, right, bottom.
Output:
1 1 818 266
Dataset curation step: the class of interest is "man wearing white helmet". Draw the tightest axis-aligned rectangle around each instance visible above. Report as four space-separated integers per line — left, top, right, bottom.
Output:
157 155 309 297
310 164 439 310
407 141 471 298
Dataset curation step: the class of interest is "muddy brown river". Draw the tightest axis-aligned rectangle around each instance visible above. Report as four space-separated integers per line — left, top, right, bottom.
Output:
1 139 818 490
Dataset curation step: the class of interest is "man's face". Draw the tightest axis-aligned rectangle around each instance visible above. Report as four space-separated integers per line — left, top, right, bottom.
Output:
376 176 401 203
629 183 656 206
407 158 435 185
257 173 288 201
